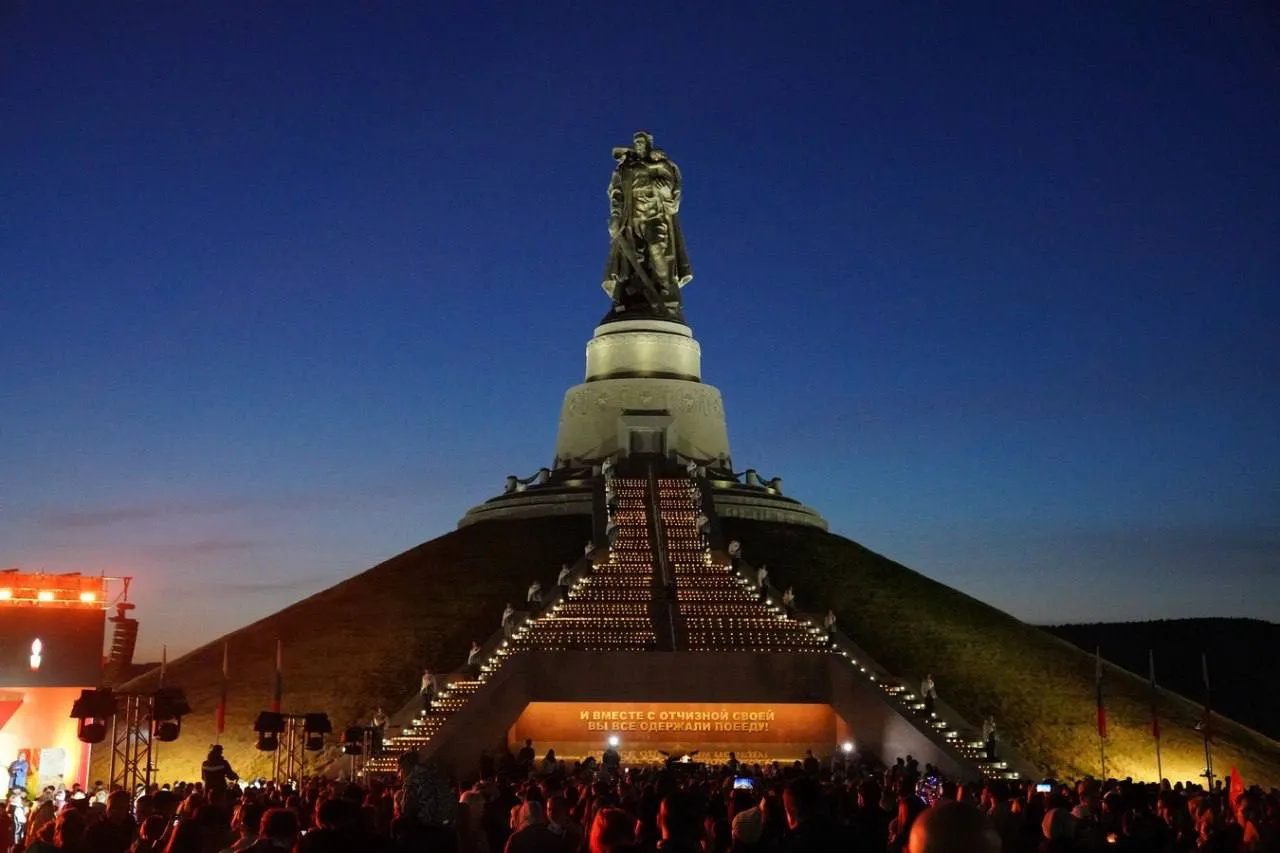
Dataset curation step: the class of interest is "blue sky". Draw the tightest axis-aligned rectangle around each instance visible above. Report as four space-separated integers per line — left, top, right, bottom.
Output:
2 2 1277 659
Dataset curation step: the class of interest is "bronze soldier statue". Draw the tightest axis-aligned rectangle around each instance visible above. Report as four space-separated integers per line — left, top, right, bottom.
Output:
601 131 693 320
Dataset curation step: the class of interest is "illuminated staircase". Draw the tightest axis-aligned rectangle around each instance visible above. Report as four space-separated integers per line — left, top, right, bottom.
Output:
364 466 1029 780
654 477 829 653
363 476 658 772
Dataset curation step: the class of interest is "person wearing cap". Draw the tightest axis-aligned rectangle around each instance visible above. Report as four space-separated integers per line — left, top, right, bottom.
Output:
200 745 238 794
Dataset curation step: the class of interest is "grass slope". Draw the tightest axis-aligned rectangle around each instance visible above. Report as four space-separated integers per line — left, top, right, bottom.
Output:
1045 619 1280 741
721 519 1280 787
109 516 591 782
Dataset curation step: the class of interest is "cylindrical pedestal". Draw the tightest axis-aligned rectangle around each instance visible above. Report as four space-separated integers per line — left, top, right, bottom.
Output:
554 320 731 465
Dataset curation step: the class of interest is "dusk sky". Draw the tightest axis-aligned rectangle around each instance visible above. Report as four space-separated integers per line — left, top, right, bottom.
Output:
3 2 1277 660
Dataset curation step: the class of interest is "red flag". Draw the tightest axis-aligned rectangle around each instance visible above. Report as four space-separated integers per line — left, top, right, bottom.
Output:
1095 647 1107 739
215 641 229 736
272 639 283 713
1148 649 1160 739
1229 767 1245 805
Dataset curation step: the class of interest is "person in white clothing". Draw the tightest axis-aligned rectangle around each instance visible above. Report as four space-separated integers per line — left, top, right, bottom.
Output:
781 586 796 614
686 458 698 478
727 540 742 561
557 564 571 592
420 670 436 713
982 715 998 760
823 608 838 639
921 673 937 714
501 603 516 637
756 564 769 601
527 581 543 606
467 641 482 670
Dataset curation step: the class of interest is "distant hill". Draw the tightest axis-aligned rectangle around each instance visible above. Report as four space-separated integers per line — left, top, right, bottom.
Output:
1044 619 1280 742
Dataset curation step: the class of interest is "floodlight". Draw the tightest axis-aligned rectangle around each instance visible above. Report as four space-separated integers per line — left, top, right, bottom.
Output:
303 713 332 751
341 726 365 756
70 688 117 744
37 590 54 602
151 688 191 743
842 742 854 754
607 735 620 748
254 711 285 751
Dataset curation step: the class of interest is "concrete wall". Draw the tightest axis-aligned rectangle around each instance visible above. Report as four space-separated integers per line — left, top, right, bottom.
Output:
422 651 978 780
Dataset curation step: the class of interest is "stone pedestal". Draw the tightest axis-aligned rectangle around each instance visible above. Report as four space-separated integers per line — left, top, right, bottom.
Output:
554 320 732 466
459 314 825 531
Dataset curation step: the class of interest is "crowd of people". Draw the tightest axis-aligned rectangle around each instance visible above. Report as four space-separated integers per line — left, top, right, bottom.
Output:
5 742 1279 853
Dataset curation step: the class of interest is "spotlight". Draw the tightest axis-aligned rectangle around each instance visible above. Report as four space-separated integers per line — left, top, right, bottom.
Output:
80 591 97 603
70 688 117 744
254 711 285 752
341 726 365 756
607 735 620 748
302 713 332 751
842 742 854 754
37 590 54 602
151 688 191 743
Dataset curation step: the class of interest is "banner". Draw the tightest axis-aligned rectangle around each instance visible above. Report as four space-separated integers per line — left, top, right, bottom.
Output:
509 701 845 763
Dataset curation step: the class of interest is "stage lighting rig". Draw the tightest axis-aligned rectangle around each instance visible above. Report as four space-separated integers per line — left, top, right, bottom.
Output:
342 726 367 756
302 713 332 751
70 688 117 744
254 710 333 782
150 687 192 742
254 711 286 752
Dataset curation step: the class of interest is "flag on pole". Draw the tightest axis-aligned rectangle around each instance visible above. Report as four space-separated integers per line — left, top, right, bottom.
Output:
272 639 283 713
1201 652 1212 741
215 641 229 736
1095 647 1107 739
1148 649 1160 739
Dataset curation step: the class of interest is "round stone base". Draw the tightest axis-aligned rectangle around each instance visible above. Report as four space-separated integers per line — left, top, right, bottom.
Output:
585 320 701 382
554 377 730 466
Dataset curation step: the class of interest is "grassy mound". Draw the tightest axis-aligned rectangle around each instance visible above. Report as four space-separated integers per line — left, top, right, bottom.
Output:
111 510 1277 788
720 519 1280 787
110 515 591 782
